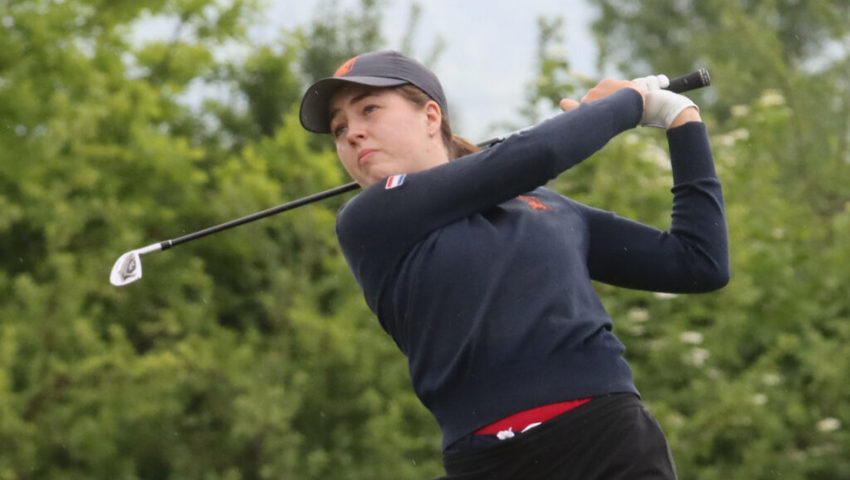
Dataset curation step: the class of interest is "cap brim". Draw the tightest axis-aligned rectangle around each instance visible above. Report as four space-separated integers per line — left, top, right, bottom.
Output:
299 76 408 133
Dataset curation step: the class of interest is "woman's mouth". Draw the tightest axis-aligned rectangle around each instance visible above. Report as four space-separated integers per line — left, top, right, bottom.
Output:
358 149 377 165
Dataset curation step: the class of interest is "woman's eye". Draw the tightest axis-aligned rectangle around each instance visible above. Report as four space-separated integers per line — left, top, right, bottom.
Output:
332 125 347 138
364 105 378 114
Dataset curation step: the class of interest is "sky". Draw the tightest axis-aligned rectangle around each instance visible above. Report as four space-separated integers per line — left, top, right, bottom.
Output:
254 0 601 140
133 1 601 142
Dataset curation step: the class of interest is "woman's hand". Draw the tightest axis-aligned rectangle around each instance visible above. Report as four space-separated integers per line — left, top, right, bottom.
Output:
641 90 700 128
560 78 700 129
560 79 644 112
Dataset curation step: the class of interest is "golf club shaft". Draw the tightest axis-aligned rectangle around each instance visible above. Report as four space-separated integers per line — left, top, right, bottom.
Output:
163 182 359 250
146 69 712 252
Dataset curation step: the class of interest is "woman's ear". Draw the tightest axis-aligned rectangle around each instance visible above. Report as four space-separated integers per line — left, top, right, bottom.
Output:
424 100 443 136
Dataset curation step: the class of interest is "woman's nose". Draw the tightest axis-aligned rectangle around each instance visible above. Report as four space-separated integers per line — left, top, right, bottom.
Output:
345 120 366 143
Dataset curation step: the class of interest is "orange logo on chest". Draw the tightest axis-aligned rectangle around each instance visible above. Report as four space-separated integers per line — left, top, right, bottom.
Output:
517 195 551 211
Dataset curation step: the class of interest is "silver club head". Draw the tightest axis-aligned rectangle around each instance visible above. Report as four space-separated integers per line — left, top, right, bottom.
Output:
110 250 142 286
110 243 161 286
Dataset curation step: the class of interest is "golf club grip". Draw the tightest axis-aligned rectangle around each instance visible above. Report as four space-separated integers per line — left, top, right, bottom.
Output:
666 68 710 93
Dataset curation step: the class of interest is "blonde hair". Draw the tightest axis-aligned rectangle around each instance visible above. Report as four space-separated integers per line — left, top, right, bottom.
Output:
393 84 480 159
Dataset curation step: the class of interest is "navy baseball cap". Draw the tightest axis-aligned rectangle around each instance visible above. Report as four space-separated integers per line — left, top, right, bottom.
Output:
299 50 448 133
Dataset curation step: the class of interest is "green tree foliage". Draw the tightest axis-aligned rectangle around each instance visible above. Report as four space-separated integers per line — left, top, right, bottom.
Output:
517 17 583 125
294 0 386 84
590 0 850 208
537 1 850 477
0 0 441 478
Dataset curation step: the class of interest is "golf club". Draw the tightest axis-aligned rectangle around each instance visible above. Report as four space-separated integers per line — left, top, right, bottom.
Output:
110 69 710 286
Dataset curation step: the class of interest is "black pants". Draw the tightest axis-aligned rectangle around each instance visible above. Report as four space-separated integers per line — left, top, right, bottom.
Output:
436 393 677 480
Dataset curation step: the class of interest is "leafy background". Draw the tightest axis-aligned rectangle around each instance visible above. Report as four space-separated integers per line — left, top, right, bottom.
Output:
1 0 848 478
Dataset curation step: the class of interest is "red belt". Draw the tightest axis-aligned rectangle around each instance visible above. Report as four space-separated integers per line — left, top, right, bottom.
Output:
475 398 592 435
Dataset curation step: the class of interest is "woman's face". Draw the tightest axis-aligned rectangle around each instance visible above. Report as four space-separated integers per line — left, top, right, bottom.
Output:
329 85 448 187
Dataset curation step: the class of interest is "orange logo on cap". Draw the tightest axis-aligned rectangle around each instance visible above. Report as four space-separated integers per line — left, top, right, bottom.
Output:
335 56 358 77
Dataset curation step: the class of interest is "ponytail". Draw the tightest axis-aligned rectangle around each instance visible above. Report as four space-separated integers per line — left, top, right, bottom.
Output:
446 130 480 159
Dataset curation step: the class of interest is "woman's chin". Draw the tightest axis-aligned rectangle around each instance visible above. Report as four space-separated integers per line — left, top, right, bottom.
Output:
366 169 391 185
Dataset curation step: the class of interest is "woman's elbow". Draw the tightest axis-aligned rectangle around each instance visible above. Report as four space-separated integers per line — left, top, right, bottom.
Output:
695 262 731 292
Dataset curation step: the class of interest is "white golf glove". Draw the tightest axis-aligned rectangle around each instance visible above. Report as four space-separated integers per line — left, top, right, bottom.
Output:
631 74 698 128
642 90 699 129
632 74 669 92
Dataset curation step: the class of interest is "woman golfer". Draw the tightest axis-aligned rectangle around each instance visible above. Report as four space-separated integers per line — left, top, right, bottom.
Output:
299 50 728 479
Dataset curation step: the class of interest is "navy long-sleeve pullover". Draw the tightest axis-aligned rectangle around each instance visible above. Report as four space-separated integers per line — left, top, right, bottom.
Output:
335 89 729 450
